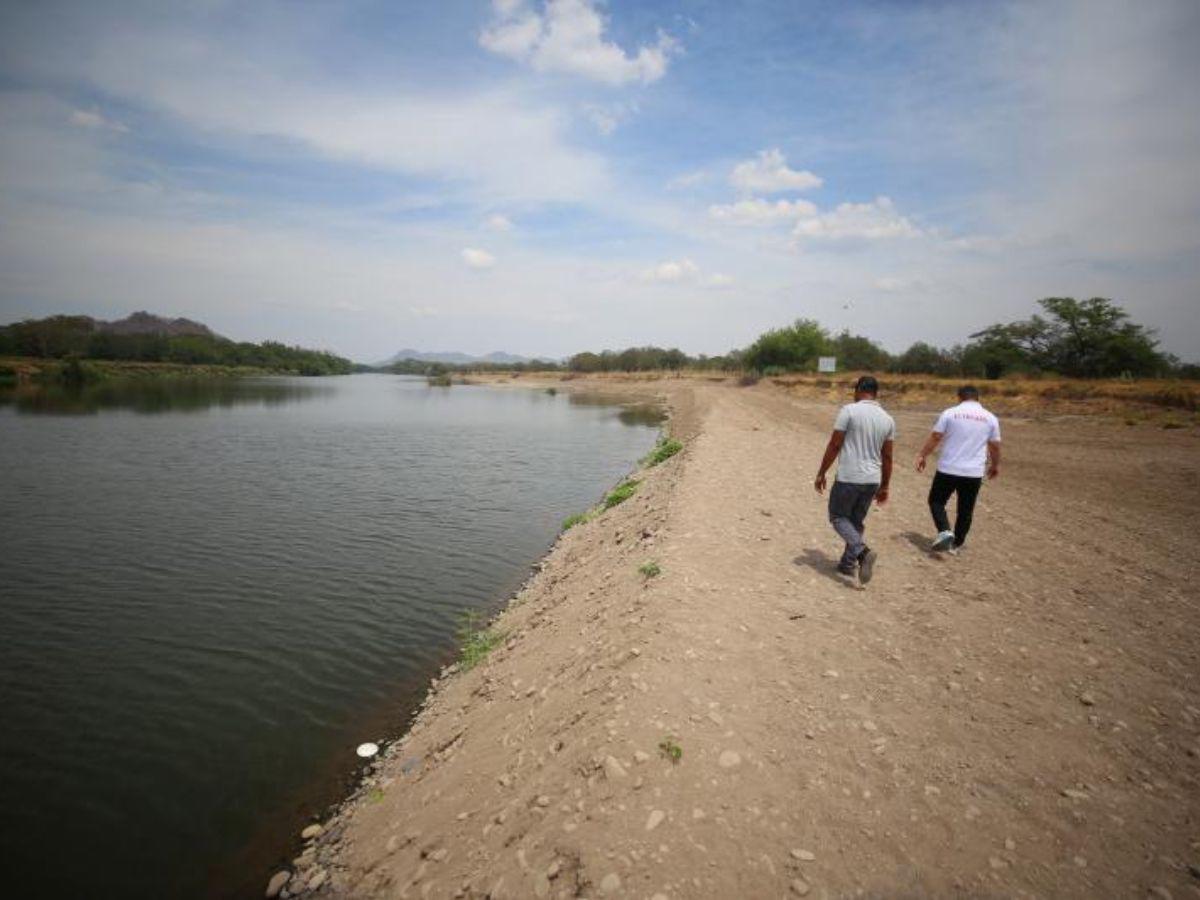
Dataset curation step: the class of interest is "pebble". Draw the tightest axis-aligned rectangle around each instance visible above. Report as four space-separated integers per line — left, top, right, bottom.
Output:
604 756 628 780
265 870 290 899
307 869 327 891
718 750 742 768
646 809 665 831
1148 888 1172 900
600 872 622 894
536 795 552 807
300 824 323 840
1004 838 1016 851
790 878 811 896
1079 692 1096 706
634 750 651 764
790 849 815 862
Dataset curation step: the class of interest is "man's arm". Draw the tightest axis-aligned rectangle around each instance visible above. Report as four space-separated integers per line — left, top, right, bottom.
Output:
814 430 845 494
877 439 893 504
915 431 942 472
987 440 1001 479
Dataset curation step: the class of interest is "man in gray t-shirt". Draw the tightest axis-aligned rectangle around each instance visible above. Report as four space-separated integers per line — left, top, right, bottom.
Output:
814 375 895 584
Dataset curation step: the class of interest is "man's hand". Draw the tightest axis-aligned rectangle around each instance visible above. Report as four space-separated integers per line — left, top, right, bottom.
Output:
915 455 927 473
987 464 1000 480
814 473 827 494
875 485 889 505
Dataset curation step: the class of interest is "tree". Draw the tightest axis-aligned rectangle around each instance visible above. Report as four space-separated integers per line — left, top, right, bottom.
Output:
829 330 891 371
743 319 830 372
968 297 1166 378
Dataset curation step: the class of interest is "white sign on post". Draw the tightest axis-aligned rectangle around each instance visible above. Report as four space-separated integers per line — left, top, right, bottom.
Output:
817 356 837 373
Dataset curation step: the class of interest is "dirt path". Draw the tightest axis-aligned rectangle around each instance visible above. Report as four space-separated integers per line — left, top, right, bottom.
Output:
285 380 1199 900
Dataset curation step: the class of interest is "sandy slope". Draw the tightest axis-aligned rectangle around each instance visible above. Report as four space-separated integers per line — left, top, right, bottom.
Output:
274 379 1199 900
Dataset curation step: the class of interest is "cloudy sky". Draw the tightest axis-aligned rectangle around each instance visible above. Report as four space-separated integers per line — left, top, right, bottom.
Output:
1 0 1197 362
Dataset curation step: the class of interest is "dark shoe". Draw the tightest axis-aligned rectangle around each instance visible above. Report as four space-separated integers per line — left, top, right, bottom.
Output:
836 564 855 576
858 548 878 584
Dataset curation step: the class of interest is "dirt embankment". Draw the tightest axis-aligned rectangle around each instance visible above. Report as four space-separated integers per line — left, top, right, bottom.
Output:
268 377 1199 900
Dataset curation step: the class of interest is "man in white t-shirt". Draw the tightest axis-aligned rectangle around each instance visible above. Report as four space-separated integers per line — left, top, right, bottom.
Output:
915 385 1001 554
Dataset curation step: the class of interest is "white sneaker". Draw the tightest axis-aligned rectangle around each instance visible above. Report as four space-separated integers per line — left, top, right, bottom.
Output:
931 530 955 552
947 545 963 557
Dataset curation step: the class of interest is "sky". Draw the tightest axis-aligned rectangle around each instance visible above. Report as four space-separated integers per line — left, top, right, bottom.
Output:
1 0 1197 363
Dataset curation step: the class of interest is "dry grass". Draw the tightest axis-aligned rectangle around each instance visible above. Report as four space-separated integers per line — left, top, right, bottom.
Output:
487 369 1199 424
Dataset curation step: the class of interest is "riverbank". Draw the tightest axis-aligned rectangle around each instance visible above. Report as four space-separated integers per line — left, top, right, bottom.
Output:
0 356 284 383
271 376 1199 899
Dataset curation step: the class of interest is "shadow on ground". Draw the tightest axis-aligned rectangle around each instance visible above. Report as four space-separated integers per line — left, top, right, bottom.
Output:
793 549 860 589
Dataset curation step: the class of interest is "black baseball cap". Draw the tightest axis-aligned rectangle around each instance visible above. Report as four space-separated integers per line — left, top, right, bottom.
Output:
854 375 879 394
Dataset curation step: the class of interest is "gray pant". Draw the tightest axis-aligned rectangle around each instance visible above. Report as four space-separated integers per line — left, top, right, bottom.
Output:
828 480 879 569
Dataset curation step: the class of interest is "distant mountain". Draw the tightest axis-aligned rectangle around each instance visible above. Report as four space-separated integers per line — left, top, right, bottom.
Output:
377 348 533 367
99 311 222 339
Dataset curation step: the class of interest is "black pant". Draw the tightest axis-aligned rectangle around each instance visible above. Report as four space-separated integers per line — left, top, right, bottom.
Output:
928 471 983 548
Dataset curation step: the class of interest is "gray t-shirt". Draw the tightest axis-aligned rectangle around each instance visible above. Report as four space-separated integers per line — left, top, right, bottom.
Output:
832 400 896 484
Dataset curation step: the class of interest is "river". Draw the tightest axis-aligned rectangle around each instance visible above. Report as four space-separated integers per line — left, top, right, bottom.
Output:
0 373 661 897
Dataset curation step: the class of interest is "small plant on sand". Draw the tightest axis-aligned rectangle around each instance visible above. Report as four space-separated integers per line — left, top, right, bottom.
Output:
638 560 661 579
562 510 595 531
658 737 683 763
604 478 640 509
457 610 505 671
642 436 682 467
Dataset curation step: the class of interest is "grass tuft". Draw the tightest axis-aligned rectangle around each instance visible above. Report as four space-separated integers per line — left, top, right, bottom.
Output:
638 560 661 579
562 510 595 531
457 610 505 671
603 478 640 509
642 437 683 467
658 737 683 763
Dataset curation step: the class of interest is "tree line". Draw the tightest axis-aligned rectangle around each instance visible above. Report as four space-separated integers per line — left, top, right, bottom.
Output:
0 315 354 376
565 298 1196 380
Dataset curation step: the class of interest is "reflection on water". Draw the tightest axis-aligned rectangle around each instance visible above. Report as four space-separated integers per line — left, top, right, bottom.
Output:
564 390 665 427
0 377 331 415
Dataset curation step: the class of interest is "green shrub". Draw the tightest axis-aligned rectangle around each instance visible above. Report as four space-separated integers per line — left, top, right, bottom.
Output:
562 511 593 531
457 610 504 670
658 738 682 763
604 479 639 509
638 560 661 578
643 437 682 467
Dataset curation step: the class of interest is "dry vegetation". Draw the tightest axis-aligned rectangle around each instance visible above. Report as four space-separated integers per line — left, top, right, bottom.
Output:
499 368 1199 425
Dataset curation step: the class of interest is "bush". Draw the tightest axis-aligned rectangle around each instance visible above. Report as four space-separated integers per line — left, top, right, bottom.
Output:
604 479 640 509
562 511 593 531
643 437 682 467
457 611 505 670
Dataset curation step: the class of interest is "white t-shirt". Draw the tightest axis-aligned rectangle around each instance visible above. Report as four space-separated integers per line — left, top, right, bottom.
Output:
833 400 896 484
933 401 1001 477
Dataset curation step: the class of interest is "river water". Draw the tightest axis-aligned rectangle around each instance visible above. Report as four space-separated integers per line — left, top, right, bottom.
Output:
0 374 661 898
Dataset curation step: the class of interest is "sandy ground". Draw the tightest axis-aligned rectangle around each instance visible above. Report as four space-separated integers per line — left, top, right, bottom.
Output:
273 378 1200 900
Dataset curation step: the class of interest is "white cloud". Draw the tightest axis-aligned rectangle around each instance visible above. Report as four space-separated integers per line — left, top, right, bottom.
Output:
480 0 680 86
34 27 611 206
461 247 497 269
639 257 733 289
792 196 921 241
665 169 709 191
708 197 818 226
873 275 928 293
69 107 128 133
583 100 638 136
484 214 514 232
730 149 822 194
